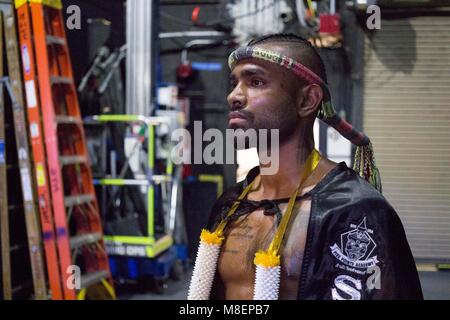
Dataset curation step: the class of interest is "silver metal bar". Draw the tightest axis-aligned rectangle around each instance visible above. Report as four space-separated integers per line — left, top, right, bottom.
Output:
70 233 102 250
159 31 226 39
50 76 72 85
126 0 154 116
46 35 66 46
55 115 82 125
64 194 95 207
181 39 218 64
169 172 179 235
59 155 87 166
80 270 109 289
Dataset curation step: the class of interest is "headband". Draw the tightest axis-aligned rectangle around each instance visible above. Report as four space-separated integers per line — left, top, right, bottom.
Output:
228 46 381 192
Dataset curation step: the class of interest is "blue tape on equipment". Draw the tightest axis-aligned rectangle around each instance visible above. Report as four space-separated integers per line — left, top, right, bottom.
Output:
56 227 67 237
191 62 222 71
43 231 54 241
0 140 5 164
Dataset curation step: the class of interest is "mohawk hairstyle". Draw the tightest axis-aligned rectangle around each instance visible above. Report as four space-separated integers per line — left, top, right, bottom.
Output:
247 33 328 84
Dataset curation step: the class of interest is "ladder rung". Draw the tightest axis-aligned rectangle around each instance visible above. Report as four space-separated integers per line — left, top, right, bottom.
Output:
7 204 23 211
11 281 33 294
70 233 102 249
64 194 94 207
46 35 66 46
50 76 72 85
10 243 27 252
80 270 109 289
55 115 81 125
59 155 87 166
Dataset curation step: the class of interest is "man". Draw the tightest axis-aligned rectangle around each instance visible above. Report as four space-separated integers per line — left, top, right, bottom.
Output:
188 33 423 300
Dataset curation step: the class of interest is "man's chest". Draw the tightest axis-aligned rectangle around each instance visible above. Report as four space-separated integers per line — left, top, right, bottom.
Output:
218 208 276 281
216 200 312 298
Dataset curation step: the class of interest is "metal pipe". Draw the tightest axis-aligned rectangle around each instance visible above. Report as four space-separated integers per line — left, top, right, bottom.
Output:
169 172 179 235
159 31 226 38
181 39 218 63
126 0 154 115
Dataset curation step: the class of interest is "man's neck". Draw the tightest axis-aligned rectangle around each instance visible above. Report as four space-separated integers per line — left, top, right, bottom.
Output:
254 134 315 200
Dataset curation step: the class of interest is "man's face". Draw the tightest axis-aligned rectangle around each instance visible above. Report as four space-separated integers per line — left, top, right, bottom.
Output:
227 49 302 146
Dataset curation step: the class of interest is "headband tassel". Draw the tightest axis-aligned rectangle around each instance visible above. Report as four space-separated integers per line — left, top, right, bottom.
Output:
354 143 382 193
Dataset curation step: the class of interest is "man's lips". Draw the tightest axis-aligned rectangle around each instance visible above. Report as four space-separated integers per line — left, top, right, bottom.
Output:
228 111 247 120
228 111 248 126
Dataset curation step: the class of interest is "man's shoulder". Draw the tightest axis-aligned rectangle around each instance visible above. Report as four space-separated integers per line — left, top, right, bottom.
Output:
316 162 386 203
316 163 397 220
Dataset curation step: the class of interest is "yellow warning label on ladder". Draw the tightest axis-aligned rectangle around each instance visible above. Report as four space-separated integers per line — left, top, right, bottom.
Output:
15 0 62 10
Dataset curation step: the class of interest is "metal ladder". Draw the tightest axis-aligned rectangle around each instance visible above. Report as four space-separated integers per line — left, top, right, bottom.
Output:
7 5 63 299
15 0 115 300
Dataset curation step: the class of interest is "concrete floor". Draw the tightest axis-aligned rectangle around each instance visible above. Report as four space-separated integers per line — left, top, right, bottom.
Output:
118 269 193 300
119 268 450 300
417 271 450 300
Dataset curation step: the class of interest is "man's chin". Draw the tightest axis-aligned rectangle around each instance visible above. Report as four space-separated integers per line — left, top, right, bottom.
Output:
228 123 247 130
233 139 251 150
232 131 258 150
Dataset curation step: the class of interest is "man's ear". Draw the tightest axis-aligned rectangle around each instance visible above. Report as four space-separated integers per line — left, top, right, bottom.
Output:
297 84 323 118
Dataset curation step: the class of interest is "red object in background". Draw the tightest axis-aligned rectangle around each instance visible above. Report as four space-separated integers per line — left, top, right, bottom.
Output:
177 63 193 80
319 14 341 34
183 164 193 179
192 6 201 25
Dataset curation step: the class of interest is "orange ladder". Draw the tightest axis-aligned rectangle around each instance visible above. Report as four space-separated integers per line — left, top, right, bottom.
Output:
15 0 115 300
11 3 63 299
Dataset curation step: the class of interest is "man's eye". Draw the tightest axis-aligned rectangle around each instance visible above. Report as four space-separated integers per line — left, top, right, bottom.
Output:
251 79 264 87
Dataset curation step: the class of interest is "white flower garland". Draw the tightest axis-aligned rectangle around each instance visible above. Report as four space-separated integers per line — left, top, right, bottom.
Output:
188 149 321 300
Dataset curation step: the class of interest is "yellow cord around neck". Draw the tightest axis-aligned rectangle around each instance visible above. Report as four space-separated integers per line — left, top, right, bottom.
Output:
214 149 322 253
267 148 321 256
215 178 255 236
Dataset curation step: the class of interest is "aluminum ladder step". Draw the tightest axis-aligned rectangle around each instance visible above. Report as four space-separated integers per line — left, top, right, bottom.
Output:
80 270 109 289
70 233 102 249
64 194 95 207
50 76 72 85
59 155 87 166
55 115 82 125
46 35 66 46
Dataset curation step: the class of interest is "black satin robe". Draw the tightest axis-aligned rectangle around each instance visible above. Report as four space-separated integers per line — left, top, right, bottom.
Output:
207 162 423 300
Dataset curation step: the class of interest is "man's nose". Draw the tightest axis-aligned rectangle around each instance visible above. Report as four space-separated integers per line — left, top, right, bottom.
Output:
227 84 247 111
